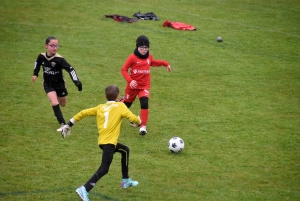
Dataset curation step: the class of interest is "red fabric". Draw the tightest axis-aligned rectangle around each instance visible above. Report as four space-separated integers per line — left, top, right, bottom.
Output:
123 88 150 102
140 109 149 126
163 20 196 30
121 54 169 89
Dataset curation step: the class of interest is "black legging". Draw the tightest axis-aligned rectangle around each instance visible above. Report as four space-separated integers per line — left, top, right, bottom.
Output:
84 143 130 192
124 96 149 109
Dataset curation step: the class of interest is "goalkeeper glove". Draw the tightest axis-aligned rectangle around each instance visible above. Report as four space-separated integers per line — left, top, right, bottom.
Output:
129 115 142 128
61 124 71 138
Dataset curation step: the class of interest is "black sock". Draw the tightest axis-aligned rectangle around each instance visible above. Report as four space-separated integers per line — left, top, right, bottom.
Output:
52 104 65 124
84 173 100 192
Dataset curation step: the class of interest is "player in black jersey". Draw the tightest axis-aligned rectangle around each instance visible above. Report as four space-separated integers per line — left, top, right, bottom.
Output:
32 36 82 132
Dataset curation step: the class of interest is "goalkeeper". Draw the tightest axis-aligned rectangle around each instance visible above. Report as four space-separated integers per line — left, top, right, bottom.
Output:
61 85 141 201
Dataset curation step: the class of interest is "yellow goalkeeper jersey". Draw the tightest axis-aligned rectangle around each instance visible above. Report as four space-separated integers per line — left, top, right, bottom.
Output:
72 101 140 146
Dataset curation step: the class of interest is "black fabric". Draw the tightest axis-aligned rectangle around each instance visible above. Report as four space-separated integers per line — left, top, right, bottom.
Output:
139 97 149 109
84 144 115 192
123 101 133 108
114 143 130 179
134 48 149 59
74 80 82 91
133 11 159 21
67 121 74 127
52 104 65 124
136 35 150 48
84 143 130 192
104 14 139 23
34 53 80 89
44 85 68 97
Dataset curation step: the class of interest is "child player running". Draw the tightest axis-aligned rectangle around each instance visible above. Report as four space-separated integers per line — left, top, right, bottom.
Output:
121 35 171 135
32 36 82 132
61 85 141 201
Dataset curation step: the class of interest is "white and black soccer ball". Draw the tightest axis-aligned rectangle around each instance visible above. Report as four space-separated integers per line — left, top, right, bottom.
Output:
168 137 184 153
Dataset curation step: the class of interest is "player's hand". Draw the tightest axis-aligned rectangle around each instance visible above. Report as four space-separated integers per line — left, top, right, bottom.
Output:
137 115 142 127
31 76 37 83
61 124 71 138
129 115 141 128
129 80 138 89
74 81 82 91
166 65 171 72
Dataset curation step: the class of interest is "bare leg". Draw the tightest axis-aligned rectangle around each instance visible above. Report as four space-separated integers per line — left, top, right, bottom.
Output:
47 91 65 125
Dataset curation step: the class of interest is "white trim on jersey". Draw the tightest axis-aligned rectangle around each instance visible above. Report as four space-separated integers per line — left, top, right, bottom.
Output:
70 69 78 81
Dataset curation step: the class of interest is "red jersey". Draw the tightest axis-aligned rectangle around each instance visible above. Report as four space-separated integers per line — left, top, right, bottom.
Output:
121 53 169 89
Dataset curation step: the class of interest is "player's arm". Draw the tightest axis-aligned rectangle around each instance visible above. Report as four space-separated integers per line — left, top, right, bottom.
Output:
121 104 141 126
61 58 83 91
121 55 134 83
61 106 98 138
32 55 42 82
121 55 139 88
151 58 171 72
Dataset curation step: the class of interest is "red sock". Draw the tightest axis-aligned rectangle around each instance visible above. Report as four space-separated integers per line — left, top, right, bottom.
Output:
140 109 149 126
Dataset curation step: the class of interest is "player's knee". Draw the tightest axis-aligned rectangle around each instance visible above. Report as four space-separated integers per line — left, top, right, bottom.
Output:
139 97 148 109
60 103 66 107
97 165 109 176
123 146 129 154
58 98 66 107
124 101 132 108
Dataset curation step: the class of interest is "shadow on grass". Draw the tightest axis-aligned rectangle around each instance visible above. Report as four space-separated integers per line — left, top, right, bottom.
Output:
0 187 119 201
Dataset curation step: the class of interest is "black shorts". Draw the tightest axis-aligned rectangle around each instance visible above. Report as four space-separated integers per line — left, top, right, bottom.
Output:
44 85 68 97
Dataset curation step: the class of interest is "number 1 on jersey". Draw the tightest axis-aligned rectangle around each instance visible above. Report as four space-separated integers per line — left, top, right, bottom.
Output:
104 111 109 128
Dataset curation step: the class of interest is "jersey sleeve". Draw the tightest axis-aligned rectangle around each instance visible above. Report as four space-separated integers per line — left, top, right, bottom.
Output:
121 54 134 83
73 106 98 122
33 54 42 76
59 58 80 83
150 55 169 67
120 103 141 125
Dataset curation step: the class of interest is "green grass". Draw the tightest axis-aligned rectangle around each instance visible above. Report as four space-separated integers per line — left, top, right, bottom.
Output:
0 0 299 200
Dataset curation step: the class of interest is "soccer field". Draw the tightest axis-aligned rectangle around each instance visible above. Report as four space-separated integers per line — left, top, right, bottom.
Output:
0 0 299 200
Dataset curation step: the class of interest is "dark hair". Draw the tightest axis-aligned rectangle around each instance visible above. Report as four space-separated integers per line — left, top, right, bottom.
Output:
105 85 119 100
45 36 57 44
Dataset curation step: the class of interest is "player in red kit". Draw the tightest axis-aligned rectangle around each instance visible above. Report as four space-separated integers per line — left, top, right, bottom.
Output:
121 35 171 135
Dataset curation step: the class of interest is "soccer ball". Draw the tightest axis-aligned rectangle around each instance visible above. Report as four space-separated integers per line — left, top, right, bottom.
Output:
168 137 184 153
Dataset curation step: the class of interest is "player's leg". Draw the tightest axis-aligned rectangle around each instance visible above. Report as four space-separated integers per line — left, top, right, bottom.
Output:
122 87 138 108
123 88 141 127
115 143 138 188
55 88 70 133
56 88 68 107
115 143 130 178
45 87 66 131
80 144 115 193
123 101 132 108
57 96 66 107
138 89 150 135
139 96 149 126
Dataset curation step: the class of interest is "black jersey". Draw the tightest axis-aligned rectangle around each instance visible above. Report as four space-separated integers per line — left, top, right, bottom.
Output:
33 53 80 89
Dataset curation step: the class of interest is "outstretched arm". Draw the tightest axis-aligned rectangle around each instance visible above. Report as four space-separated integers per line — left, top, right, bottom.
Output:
61 107 98 138
68 67 82 91
151 59 171 72
61 58 82 91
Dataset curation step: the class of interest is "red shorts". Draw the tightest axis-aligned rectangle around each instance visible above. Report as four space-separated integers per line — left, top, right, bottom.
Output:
124 88 150 102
